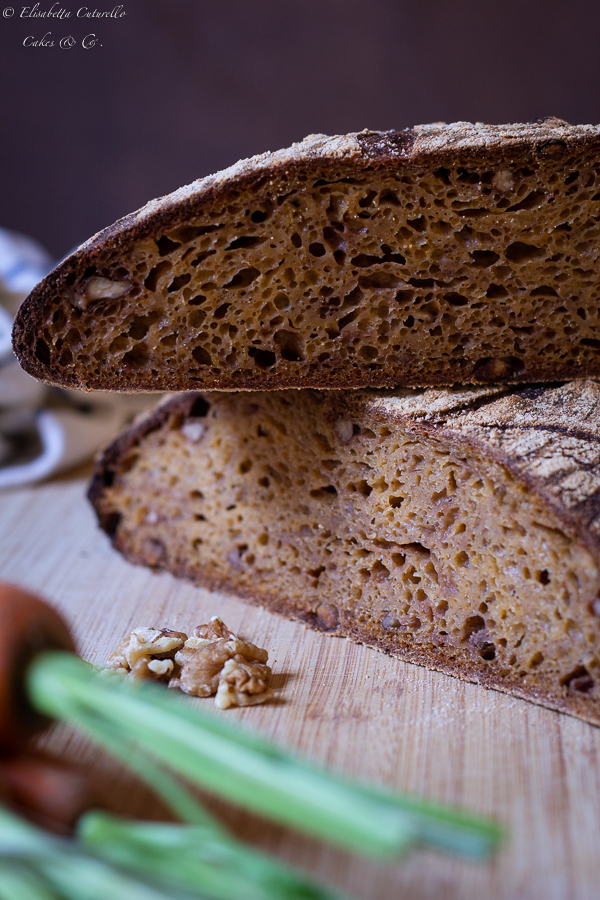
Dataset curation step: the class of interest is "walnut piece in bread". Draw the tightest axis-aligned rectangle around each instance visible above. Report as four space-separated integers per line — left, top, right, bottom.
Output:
13 119 600 391
92 383 600 726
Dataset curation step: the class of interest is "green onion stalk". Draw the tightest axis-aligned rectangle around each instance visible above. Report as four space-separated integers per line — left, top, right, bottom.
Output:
27 651 502 861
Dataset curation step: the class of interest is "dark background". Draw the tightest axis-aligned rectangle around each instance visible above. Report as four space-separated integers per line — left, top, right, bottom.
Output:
1 0 600 260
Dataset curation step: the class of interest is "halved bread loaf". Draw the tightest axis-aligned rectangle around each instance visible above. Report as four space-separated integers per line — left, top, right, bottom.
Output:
90 381 600 724
14 119 600 392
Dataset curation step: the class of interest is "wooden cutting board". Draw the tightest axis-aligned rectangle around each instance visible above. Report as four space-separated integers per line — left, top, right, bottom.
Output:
2 475 600 900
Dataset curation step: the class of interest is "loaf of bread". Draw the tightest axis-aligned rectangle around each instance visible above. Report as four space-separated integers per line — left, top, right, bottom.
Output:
89 381 600 724
14 119 600 392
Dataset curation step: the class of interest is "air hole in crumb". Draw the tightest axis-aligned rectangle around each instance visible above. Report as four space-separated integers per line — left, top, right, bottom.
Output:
359 272 400 289
479 643 496 661
505 241 543 263
359 346 378 361
309 242 326 257
214 303 231 320
274 330 304 362
352 480 372 497
248 347 276 368
323 226 343 249
407 215 426 232
445 292 468 306
538 569 550 585
155 235 181 256
309 485 338 500
462 615 485 641
470 250 500 267
338 309 359 331
228 236 264 250
531 285 559 298
122 344 149 367
127 311 160 340
144 261 171 291
35 338 51 365
191 346 212 366
372 560 390 580
401 542 431 559
433 167 451 184
358 190 377 208
486 284 508 299
168 273 191 293
560 665 594 693
225 267 260 288
507 190 545 212
52 309 67 329
380 190 400 205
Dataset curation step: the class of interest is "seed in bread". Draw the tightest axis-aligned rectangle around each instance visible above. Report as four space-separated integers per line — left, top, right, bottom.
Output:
89 382 600 726
13 119 600 391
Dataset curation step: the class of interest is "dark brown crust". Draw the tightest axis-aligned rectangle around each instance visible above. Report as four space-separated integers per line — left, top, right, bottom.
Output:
14 118 600 391
88 382 600 726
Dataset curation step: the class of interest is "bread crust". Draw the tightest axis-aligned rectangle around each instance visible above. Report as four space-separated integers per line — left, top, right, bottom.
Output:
14 118 600 391
89 381 600 725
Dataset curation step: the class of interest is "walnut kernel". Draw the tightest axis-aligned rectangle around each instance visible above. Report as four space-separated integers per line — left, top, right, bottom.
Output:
106 618 273 708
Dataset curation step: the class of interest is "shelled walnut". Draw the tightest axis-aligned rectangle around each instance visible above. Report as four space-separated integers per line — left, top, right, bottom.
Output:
106 627 187 681
106 617 273 708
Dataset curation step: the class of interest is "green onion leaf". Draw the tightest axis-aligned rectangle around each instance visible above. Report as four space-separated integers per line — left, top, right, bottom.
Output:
27 651 501 860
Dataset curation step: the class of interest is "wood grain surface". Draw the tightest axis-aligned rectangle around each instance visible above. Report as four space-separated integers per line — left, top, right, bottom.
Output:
1 476 600 900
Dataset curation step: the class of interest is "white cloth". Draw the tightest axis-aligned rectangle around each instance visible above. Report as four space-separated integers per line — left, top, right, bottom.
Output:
0 228 155 488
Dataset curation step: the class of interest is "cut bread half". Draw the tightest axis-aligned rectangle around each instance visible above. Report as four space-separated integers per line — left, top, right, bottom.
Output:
13 119 600 392
89 381 600 725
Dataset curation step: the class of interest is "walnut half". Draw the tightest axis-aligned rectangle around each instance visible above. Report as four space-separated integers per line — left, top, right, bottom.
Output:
106 627 187 681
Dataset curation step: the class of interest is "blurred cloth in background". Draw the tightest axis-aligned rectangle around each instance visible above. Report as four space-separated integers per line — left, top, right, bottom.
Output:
0 229 155 488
